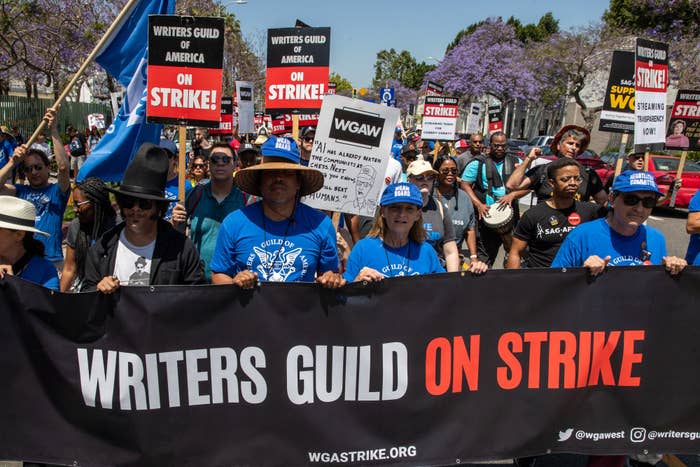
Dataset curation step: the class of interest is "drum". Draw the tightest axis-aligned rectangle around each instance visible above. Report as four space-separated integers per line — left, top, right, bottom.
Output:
483 203 514 234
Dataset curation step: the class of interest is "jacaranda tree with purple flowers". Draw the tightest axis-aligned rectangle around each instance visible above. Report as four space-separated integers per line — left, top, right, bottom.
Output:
424 18 540 105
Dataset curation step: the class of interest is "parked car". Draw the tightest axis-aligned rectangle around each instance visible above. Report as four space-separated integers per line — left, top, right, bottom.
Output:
598 153 700 208
527 135 553 148
507 139 527 158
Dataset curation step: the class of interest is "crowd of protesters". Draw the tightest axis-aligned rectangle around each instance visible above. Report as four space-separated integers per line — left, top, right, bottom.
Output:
0 107 696 300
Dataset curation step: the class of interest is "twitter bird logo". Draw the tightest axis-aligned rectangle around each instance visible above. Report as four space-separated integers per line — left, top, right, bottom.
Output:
558 428 573 441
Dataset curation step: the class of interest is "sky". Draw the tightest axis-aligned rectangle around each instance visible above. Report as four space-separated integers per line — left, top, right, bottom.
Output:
228 0 612 87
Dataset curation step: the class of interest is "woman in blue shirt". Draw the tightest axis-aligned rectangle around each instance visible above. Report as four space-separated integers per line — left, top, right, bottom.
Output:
0 195 59 290
344 183 445 282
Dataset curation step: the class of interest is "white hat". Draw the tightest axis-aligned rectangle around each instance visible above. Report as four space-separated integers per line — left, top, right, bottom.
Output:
406 160 438 178
0 196 49 237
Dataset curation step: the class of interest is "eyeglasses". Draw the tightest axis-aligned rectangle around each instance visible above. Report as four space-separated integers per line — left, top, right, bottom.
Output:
491 143 507 148
411 174 435 182
210 155 233 165
303 137 314 142
25 164 45 172
557 175 583 183
440 168 458 175
192 163 206 169
620 194 656 208
73 200 91 210
117 195 155 210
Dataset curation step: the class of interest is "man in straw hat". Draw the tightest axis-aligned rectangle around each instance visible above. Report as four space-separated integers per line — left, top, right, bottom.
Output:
0 108 70 270
84 143 205 293
0 195 59 290
507 124 607 206
210 136 345 289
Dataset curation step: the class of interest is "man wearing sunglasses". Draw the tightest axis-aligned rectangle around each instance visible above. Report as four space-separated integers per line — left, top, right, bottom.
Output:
298 126 315 166
171 142 245 280
84 143 204 293
460 131 529 267
0 107 70 271
552 170 687 276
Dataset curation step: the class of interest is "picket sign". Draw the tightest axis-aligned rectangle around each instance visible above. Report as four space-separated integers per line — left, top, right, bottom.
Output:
669 151 688 208
614 133 630 178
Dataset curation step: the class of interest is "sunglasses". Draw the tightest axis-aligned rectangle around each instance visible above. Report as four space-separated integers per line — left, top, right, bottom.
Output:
620 194 656 208
411 174 435 182
117 195 155 210
440 168 458 175
192 163 206 169
210 155 233 165
73 199 91 210
491 143 507 148
303 137 314 142
629 154 645 160
25 164 45 172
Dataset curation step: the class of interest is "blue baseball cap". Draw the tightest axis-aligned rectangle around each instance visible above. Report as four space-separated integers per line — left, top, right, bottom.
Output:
260 135 300 163
612 170 662 195
158 138 178 156
380 182 423 207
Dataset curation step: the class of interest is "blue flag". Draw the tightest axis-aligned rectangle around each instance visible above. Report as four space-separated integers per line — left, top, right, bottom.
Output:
78 0 175 183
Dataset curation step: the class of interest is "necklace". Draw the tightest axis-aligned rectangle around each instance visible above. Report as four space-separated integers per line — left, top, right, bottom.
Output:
382 240 411 277
261 208 293 281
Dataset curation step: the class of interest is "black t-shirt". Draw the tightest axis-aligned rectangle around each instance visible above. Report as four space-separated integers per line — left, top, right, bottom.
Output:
526 163 604 203
513 201 605 268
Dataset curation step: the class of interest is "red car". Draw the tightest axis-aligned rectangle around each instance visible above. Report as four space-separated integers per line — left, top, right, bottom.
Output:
598 153 700 209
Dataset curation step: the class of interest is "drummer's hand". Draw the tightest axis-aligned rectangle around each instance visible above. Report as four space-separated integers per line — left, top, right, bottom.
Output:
355 267 384 283
498 193 516 208
476 201 489 220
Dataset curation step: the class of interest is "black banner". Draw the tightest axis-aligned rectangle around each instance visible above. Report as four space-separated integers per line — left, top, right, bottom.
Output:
2 269 700 466
599 51 635 134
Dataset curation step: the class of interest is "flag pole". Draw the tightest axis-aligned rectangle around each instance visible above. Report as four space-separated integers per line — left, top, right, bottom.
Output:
25 0 143 148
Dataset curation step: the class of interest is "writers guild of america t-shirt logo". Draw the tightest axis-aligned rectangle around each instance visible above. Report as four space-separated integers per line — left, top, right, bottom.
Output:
250 245 307 282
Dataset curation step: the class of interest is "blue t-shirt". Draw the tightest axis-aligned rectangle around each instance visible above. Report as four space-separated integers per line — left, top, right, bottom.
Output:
164 177 193 221
19 255 59 290
210 202 339 282
15 183 68 262
686 191 700 265
0 139 16 169
461 157 521 206
186 183 245 280
343 237 445 281
551 218 667 268
391 139 404 162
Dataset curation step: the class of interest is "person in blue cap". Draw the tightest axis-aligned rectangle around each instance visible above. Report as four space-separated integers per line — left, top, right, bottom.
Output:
210 136 345 289
552 170 687 276
343 182 445 282
159 138 193 222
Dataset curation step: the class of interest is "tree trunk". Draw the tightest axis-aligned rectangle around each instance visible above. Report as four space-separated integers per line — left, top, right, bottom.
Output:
24 77 32 98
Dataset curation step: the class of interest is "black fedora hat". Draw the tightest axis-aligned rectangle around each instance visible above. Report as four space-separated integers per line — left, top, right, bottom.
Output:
107 143 171 201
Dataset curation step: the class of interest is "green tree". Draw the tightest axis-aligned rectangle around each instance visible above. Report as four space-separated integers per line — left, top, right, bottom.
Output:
329 72 353 92
447 13 558 52
372 48 434 90
603 0 699 37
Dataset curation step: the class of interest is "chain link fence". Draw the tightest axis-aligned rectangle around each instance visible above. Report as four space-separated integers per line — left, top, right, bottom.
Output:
0 95 112 140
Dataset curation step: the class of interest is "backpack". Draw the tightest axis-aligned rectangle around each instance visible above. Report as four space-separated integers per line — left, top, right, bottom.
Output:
472 154 518 204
